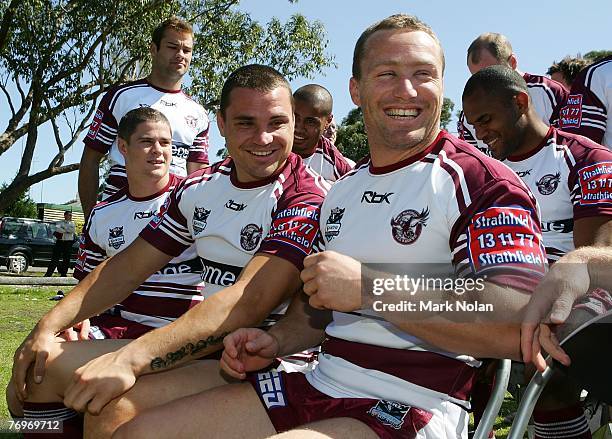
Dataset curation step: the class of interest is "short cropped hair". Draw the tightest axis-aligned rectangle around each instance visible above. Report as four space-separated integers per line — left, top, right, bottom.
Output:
118 107 171 142
547 56 589 85
293 84 333 116
463 65 529 103
467 33 513 66
219 64 293 118
352 14 445 80
152 17 193 48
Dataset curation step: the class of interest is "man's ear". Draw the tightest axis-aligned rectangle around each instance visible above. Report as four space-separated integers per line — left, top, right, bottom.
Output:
118 137 129 158
349 77 361 107
514 91 530 114
150 42 157 58
508 53 518 70
216 111 226 137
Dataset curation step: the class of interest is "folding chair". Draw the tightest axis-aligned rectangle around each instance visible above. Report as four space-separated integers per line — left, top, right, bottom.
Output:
473 359 512 439
508 311 612 439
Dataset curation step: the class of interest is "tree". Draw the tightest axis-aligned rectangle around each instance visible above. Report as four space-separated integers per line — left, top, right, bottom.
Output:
0 183 37 218
584 50 612 63
0 0 334 208
336 97 456 163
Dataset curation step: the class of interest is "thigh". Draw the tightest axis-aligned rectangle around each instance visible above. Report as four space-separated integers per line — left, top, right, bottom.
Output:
271 417 378 439
112 382 276 439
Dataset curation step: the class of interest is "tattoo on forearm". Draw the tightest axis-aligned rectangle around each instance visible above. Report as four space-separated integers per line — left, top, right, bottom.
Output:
150 332 229 370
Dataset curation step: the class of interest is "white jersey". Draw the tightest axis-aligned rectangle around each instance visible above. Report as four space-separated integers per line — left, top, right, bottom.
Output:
140 153 328 326
305 131 546 411
503 127 612 262
459 72 568 153
301 137 355 182
559 56 612 148
75 174 204 329
85 79 210 196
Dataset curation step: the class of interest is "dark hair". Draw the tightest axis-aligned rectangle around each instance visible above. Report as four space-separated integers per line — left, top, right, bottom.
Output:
152 17 193 49
547 56 589 85
118 107 171 142
219 64 293 118
293 84 333 116
352 14 445 80
463 65 529 103
467 33 513 66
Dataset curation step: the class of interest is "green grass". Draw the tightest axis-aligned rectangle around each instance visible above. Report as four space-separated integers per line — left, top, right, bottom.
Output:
0 285 522 438
0 286 57 436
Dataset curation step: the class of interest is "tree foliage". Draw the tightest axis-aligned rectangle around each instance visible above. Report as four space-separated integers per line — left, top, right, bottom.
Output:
0 0 335 207
336 97 456 163
0 183 37 218
584 50 612 63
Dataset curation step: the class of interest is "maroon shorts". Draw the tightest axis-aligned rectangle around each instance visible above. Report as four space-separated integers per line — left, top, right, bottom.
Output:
89 314 151 340
247 369 432 439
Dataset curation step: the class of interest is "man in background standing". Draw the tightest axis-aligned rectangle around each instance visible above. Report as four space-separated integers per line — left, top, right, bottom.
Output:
45 210 75 277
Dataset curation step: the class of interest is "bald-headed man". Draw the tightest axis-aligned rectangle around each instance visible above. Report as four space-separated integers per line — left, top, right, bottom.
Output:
293 84 354 182
458 32 568 154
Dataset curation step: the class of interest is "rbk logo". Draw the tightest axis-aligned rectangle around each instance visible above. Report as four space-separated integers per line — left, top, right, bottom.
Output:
225 199 246 211
134 211 155 220
361 191 393 204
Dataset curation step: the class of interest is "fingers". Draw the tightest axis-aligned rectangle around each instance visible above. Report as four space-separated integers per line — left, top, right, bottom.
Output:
538 325 570 368
548 292 575 324
33 351 49 384
219 352 246 380
62 328 78 341
12 353 29 401
531 326 548 373
520 322 537 364
79 320 91 341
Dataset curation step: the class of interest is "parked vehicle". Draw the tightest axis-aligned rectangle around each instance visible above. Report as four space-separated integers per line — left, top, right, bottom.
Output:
0 217 78 273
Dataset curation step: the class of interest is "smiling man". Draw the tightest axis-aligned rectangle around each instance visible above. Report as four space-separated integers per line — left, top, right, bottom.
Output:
79 17 211 220
113 15 547 439
11 65 328 438
292 84 354 181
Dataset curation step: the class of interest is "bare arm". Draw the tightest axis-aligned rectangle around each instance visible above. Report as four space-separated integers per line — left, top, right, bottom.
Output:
574 216 612 248
186 161 208 175
78 147 105 220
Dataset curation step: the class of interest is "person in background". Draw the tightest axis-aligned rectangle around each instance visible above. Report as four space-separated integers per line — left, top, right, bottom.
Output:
45 210 75 277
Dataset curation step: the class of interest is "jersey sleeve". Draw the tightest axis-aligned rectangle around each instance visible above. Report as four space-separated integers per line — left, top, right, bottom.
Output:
258 192 324 271
559 76 607 144
187 125 210 165
458 112 479 149
84 90 118 154
569 148 612 219
139 183 195 257
73 214 107 281
451 179 547 292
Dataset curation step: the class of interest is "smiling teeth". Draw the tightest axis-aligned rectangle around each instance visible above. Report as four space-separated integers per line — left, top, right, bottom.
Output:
386 109 418 117
250 150 273 156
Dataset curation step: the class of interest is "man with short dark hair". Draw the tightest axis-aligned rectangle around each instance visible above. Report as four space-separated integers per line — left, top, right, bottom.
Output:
79 17 211 220
293 84 354 181
114 15 547 438
458 32 568 154
463 65 612 439
44 210 75 277
11 64 327 438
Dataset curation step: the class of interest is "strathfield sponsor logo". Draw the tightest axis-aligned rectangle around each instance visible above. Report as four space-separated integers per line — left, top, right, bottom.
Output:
536 172 561 195
390 207 429 245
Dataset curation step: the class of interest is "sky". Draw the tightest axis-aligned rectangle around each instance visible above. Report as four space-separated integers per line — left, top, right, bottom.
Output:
1 0 611 204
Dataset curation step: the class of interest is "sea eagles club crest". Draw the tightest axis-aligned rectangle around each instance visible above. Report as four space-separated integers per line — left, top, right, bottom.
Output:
391 207 429 245
108 226 125 249
192 207 211 235
325 207 345 241
240 224 263 251
536 172 561 195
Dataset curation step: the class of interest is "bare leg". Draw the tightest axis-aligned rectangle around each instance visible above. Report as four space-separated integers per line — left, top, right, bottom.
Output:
270 418 378 439
85 360 230 439
112 382 276 439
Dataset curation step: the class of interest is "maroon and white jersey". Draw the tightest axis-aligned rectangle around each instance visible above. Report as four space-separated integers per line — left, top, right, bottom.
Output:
301 136 355 182
85 79 210 197
503 127 612 262
305 131 546 409
74 174 204 329
140 153 328 326
459 72 568 153
559 56 612 148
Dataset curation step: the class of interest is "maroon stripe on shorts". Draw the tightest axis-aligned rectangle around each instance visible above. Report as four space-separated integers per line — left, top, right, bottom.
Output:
322 336 476 400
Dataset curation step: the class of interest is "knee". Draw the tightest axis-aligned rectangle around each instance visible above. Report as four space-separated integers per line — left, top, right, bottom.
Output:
111 416 149 439
22 344 66 402
85 394 137 438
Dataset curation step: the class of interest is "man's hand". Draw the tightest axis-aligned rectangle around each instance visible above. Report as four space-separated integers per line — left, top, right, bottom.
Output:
59 319 91 341
220 328 279 380
63 350 137 415
300 251 362 312
12 326 58 401
521 256 589 371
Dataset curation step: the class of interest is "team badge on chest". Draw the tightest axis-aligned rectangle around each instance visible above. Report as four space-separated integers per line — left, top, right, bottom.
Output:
108 226 125 249
192 207 211 235
536 172 561 195
390 207 429 245
240 224 263 251
325 207 345 241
